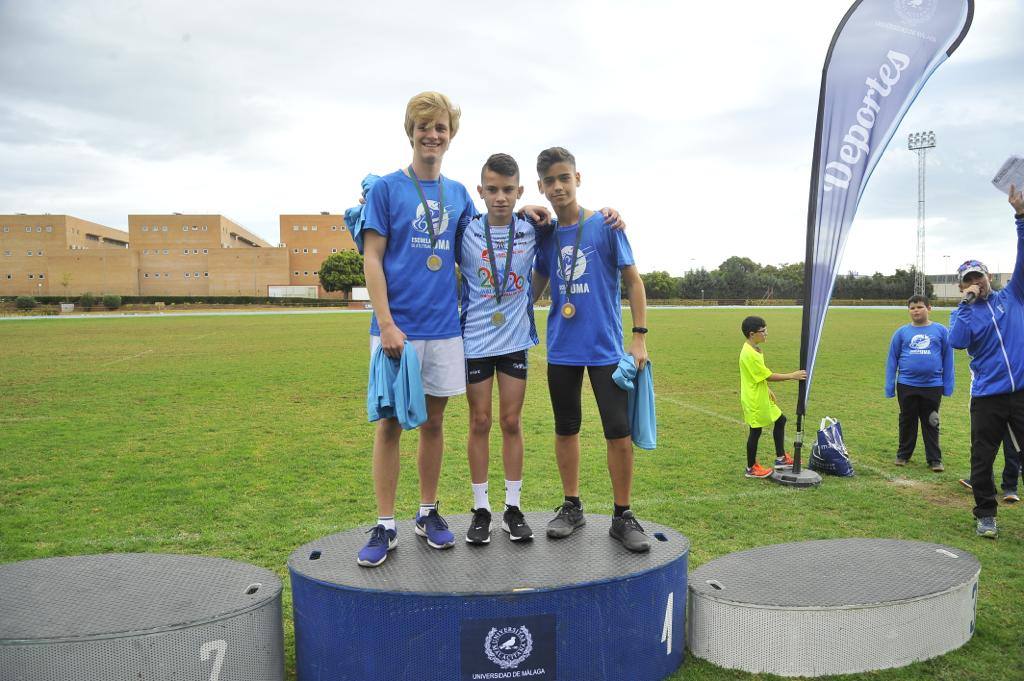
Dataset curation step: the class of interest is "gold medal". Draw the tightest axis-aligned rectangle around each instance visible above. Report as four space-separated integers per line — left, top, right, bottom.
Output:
561 302 576 319
491 311 506 327
426 253 443 271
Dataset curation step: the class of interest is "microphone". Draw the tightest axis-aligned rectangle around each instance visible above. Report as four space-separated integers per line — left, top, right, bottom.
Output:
963 291 977 304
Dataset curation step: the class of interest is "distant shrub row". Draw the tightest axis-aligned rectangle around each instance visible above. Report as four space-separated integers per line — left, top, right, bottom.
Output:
1 295 345 307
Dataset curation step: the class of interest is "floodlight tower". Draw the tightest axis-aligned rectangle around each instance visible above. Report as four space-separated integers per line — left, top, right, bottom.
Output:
908 131 936 296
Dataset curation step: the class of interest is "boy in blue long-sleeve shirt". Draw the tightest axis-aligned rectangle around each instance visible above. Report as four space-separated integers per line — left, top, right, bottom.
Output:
885 295 954 471
948 185 1024 538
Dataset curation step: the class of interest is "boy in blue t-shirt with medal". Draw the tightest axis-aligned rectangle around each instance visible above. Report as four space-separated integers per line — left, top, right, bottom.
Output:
530 147 652 553
885 294 954 471
356 92 479 567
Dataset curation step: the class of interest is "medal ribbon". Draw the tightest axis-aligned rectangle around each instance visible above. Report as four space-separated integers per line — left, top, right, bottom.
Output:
407 165 445 255
557 207 585 308
483 215 516 307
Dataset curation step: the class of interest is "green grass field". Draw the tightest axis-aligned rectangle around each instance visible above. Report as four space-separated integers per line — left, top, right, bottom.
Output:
1 308 1021 680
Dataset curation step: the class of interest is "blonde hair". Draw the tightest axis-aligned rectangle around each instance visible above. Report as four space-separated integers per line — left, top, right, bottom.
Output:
404 91 461 140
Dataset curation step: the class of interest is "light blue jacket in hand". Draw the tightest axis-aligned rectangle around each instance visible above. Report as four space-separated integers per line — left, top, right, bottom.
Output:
367 341 427 430
612 355 657 450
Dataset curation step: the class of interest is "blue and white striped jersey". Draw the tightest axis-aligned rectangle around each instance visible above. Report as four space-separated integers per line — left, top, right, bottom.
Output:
457 214 539 359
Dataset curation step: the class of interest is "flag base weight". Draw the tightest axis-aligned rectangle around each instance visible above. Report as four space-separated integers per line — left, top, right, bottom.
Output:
771 465 822 488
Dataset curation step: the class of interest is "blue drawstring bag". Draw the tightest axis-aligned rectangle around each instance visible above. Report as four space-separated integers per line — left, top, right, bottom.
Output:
809 416 854 476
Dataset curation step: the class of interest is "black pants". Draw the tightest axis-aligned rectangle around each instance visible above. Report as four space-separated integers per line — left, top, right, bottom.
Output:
970 389 1024 518
896 383 942 464
547 363 630 440
998 432 1022 493
747 414 787 468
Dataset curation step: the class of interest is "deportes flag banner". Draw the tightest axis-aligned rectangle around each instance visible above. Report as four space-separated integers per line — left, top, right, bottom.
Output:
798 0 973 414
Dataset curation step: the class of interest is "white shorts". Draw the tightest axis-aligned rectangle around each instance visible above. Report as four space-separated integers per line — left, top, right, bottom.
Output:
370 335 466 397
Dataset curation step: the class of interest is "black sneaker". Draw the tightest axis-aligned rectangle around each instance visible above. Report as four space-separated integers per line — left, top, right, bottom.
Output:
465 507 492 545
501 505 534 541
609 510 651 552
546 501 585 538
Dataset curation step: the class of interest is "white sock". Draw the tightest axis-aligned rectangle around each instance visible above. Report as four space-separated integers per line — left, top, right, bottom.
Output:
472 482 490 511
418 502 436 519
378 516 396 532
505 479 522 508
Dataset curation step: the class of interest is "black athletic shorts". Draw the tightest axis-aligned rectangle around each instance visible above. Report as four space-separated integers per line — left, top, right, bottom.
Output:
547 363 630 440
466 350 529 384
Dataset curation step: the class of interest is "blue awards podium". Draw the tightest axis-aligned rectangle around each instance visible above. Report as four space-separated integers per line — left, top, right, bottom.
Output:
289 512 689 681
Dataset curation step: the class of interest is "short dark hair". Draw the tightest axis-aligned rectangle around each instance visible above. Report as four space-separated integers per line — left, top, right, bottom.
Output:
537 147 576 176
907 294 930 307
742 316 766 338
482 153 519 181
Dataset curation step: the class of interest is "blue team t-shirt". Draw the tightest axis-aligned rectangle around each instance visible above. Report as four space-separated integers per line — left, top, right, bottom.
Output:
362 169 476 340
535 211 635 365
884 322 955 397
457 214 539 359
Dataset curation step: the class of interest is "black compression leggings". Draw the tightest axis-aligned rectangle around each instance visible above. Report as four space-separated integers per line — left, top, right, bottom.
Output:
747 414 787 468
547 363 631 440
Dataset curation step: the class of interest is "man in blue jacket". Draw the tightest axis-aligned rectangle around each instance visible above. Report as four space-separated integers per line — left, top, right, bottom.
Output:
948 185 1024 538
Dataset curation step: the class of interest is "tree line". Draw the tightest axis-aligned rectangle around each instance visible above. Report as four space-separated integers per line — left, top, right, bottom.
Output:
640 256 933 301
319 252 935 301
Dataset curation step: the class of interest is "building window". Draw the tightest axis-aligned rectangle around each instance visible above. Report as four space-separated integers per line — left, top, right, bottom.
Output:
144 273 149 278
183 249 189 255
28 274 33 279
302 225 308 231
193 249 198 254
183 225 189 232
312 248 318 254
203 272 208 277
331 248 338 254
202 249 208 254
162 226 168 232
311 225 317 231
185 272 190 277
1 226 7 232
331 225 337 231
38 250 43 255
293 271 299 276
154 273 160 278
165 272 169 277
36 226 42 232
45 226 52 232
25 226 31 232
194 271 199 277
293 248 298 253
5 274 10 279
303 271 309 276
142 225 148 231
192 226 198 231
163 249 168 255
26 250 32 256
303 248 308 254
293 225 299 232
202 225 208 231
38 273 44 279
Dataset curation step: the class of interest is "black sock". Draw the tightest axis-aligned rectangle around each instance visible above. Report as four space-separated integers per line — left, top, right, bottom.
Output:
564 495 581 509
614 504 630 518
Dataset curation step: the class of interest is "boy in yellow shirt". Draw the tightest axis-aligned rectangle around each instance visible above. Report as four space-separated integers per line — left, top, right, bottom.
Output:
739 316 806 478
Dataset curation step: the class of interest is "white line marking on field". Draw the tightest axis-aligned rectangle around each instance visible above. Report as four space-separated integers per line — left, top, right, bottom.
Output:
659 395 745 426
102 349 153 366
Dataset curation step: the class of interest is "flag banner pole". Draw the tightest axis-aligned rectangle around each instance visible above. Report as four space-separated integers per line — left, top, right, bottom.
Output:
794 0 974 475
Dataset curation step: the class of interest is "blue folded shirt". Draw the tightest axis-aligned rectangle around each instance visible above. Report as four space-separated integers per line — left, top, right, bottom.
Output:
344 173 381 255
612 355 657 450
367 341 427 430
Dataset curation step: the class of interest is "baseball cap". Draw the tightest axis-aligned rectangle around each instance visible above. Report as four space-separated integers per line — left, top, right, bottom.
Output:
957 259 989 282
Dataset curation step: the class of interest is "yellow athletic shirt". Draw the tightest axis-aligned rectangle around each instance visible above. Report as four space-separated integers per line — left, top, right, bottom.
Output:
739 342 782 428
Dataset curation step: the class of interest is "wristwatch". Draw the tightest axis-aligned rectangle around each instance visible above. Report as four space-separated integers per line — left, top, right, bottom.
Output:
632 327 648 334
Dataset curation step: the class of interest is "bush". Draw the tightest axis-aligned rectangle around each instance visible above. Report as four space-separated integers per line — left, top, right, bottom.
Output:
79 292 96 310
15 296 37 310
102 294 122 310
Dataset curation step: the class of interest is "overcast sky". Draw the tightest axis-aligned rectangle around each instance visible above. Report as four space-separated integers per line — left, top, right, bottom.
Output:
1 1 1021 276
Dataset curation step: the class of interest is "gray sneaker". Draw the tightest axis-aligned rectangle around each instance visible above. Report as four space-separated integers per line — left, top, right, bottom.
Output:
609 510 651 553
976 516 998 538
546 501 585 538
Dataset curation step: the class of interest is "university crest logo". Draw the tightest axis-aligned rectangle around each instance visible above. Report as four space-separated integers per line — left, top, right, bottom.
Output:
484 625 533 670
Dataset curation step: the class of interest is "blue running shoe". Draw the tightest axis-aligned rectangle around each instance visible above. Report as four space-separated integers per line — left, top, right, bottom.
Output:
356 524 397 567
415 505 455 549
